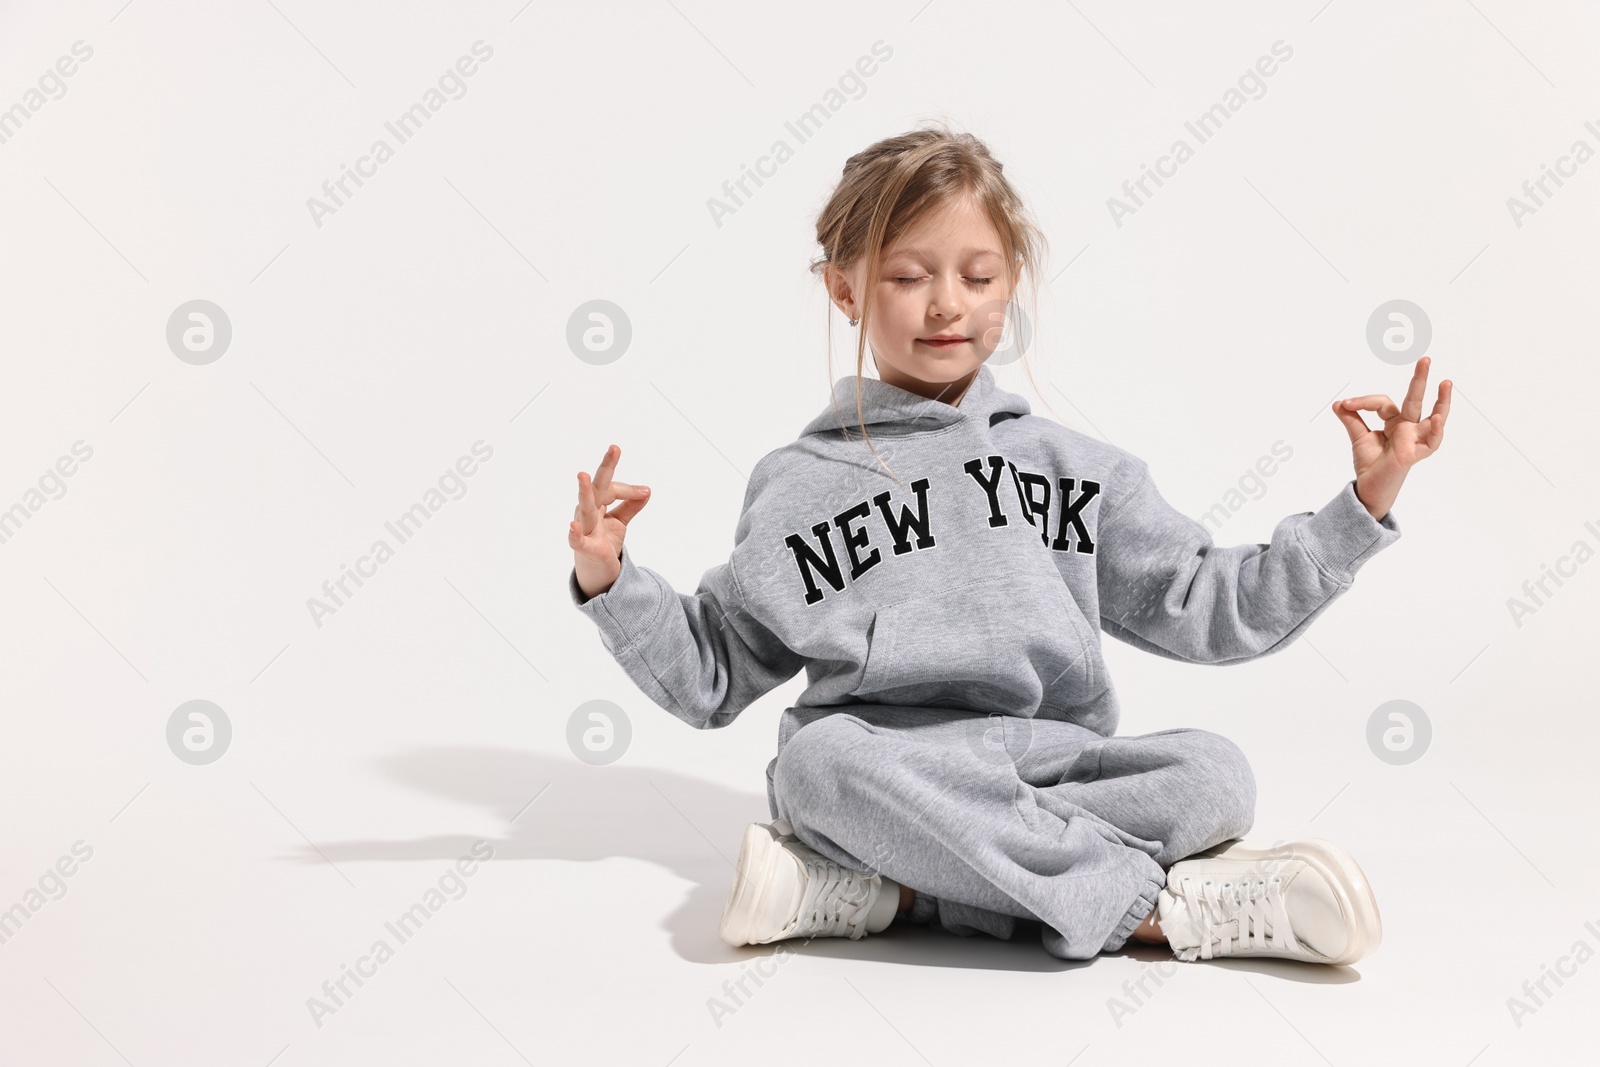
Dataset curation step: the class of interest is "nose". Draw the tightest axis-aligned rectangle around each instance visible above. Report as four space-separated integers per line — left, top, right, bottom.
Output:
927 272 965 320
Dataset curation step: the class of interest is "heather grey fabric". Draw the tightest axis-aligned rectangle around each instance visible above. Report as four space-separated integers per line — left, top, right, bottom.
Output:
569 364 1400 956
766 705 1257 958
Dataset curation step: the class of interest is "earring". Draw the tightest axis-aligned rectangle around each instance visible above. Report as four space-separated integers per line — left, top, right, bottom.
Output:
848 316 859 327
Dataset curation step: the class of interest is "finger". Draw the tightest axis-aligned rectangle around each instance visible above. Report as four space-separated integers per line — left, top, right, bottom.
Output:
1331 401 1374 444
577 471 599 537
605 480 647 502
1340 394 1401 421
1400 357 1430 423
592 444 620 500
1415 380 1452 456
1423 395 1450 449
574 473 592 536
1429 378 1452 424
605 490 651 526
570 512 601 550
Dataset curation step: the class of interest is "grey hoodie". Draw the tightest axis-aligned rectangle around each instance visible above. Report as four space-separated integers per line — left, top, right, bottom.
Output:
569 364 1400 772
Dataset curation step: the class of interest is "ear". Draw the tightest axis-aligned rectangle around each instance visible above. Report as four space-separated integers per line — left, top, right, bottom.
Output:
824 263 858 319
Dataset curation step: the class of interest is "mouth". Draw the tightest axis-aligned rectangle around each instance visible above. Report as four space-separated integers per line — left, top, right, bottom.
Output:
917 336 970 349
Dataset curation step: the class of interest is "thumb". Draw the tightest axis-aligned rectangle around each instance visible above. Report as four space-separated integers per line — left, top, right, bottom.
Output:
606 485 651 526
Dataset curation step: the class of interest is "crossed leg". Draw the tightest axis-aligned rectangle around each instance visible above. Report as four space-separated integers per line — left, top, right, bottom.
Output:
770 706 1257 960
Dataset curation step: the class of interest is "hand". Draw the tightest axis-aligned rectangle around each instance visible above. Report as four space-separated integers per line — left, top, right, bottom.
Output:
569 444 651 600
1332 356 1452 521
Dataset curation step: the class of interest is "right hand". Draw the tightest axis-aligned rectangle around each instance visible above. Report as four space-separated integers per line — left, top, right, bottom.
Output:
570 444 651 600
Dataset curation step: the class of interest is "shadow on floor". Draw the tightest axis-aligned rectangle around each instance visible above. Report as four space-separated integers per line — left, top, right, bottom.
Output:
281 744 1360 981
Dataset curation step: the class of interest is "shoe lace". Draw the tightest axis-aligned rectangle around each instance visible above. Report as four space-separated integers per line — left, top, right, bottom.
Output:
790 853 878 940
1167 874 1301 961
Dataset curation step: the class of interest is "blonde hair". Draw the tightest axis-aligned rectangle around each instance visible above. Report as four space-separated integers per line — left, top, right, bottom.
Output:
809 122 1058 484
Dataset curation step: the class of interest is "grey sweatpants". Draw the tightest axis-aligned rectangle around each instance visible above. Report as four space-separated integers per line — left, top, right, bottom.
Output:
765 705 1257 960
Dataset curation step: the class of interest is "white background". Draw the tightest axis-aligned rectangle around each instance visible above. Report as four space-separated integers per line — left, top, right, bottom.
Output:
1 0 1596 1063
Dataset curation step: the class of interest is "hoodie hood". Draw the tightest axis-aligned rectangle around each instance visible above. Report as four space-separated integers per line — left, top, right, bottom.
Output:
800 363 1032 438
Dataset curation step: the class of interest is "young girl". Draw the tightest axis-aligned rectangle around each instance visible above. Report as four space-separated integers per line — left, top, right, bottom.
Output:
568 126 1449 965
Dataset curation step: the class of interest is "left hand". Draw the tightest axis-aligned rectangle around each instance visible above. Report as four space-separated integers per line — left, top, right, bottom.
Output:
1333 356 1452 522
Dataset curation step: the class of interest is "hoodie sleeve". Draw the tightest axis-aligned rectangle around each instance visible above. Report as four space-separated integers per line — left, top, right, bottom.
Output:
568 540 807 731
1094 462 1401 665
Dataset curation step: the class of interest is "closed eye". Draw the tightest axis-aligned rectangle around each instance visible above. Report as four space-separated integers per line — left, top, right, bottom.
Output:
894 276 994 286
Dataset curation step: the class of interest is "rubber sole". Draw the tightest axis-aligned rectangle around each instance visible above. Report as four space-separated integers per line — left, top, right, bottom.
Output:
718 822 785 947
1190 837 1383 965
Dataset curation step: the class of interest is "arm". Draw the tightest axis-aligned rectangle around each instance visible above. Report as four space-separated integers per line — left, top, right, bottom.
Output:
569 543 807 730
1094 463 1401 665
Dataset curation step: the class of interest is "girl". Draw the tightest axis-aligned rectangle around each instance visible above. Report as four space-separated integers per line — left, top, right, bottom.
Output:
568 125 1449 964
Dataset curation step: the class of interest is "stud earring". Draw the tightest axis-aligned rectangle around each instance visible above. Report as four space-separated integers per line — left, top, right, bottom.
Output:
848 316 859 327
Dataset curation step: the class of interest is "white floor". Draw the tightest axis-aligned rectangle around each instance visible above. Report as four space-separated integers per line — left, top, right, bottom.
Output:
2 695 1593 1065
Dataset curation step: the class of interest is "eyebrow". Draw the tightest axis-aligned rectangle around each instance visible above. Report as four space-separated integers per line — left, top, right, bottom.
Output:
883 246 1003 260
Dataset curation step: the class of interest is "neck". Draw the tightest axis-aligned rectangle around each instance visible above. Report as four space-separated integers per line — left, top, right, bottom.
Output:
874 363 980 407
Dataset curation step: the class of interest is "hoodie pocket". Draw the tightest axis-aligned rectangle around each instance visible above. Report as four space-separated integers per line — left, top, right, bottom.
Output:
856 574 1102 714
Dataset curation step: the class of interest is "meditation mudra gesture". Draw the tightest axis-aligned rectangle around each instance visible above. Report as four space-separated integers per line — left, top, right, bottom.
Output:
568 126 1449 965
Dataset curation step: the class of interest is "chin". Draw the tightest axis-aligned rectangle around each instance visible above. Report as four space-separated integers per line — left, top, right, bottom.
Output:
910 357 984 380
874 347 986 386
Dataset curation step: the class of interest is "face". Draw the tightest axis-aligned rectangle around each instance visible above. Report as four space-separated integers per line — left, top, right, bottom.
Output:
826 192 1017 404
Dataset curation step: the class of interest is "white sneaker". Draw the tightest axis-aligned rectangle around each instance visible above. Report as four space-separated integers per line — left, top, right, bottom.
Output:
1155 837 1383 965
718 819 901 947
